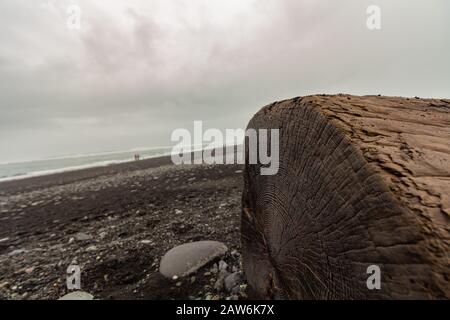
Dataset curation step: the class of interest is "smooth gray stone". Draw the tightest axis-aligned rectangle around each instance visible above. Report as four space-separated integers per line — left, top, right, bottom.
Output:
58 291 94 300
75 232 92 241
224 272 242 292
160 241 228 278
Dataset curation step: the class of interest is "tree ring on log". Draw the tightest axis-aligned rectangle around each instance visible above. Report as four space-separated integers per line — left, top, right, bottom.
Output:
241 95 450 299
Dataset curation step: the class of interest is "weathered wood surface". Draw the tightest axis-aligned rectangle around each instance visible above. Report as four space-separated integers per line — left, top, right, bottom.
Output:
241 94 450 299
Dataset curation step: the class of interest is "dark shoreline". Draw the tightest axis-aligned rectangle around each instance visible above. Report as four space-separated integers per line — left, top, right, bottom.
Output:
0 145 243 195
0 154 175 195
0 154 245 300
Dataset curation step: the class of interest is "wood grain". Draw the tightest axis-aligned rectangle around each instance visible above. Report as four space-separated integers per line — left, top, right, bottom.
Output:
241 94 450 299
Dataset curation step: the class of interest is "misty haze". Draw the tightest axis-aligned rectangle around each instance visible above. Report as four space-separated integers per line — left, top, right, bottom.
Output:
0 0 449 304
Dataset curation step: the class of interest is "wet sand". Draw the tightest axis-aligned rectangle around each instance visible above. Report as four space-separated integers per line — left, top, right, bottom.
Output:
0 155 244 300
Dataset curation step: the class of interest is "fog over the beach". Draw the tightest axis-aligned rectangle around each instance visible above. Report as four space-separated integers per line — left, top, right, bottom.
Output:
0 0 449 163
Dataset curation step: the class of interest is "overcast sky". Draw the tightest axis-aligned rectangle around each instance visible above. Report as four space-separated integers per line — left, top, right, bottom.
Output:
0 0 449 163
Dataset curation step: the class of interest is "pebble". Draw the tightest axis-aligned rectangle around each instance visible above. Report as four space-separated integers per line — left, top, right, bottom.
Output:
0 237 9 243
140 240 152 244
86 246 98 252
224 272 242 292
8 249 26 256
214 278 224 291
25 267 35 274
159 241 228 278
75 232 92 241
218 260 228 271
58 291 94 300
210 264 218 274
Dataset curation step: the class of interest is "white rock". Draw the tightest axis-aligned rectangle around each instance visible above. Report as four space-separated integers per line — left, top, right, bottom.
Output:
58 291 94 300
86 246 98 252
75 232 92 241
8 249 26 256
159 241 228 278
224 272 242 292
218 260 228 271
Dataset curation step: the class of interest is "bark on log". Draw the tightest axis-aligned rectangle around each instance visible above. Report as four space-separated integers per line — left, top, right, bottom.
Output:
241 94 450 299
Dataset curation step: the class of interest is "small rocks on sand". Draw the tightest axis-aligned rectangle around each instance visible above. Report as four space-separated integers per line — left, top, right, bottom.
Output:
159 241 228 278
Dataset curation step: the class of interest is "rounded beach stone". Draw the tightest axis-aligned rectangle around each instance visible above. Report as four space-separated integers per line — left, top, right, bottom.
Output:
58 291 94 300
160 241 228 278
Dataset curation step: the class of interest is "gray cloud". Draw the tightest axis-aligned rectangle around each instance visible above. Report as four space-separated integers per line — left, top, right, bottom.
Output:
0 0 449 162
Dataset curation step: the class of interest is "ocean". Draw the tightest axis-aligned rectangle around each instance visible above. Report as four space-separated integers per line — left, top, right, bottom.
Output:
0 147 175 182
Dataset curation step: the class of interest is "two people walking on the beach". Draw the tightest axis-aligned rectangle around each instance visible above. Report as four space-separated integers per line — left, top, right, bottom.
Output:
134 154 140 161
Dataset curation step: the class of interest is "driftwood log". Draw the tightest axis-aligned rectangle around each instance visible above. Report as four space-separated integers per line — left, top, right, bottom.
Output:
241 95 450 299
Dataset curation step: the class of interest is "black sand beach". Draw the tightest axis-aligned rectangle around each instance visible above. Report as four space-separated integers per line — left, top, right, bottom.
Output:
0 156 245 300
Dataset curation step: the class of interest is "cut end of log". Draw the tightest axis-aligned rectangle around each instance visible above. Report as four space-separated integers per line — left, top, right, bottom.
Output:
241 94 450 299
